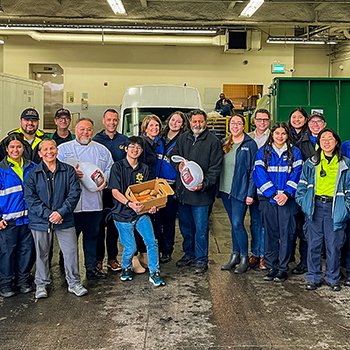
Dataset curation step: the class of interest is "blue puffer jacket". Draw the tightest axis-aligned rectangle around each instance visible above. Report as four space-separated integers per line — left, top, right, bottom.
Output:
253 145 303 203
0 158 36 225
295 156 350 231
24 160 81 230
219 134 258 201
155 135 178 184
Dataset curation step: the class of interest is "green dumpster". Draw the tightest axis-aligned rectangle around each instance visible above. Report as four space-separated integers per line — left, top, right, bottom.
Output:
270 77 350 142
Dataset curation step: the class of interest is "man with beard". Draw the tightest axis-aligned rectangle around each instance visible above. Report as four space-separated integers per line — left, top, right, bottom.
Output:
171 110 223 274
0 108 50 164
57 118 113 280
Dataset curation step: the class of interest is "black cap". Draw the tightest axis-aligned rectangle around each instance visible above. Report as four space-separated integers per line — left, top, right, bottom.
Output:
55 108 71 119
21 108 39 120
309 112 325 122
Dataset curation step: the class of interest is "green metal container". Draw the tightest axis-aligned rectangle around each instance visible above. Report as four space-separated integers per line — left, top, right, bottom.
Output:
270 77 350 142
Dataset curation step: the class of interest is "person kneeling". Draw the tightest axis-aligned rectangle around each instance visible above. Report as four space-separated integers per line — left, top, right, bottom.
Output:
108 136 165 287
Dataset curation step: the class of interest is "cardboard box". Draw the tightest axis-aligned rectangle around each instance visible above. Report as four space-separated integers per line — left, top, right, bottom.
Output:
125 179 174 215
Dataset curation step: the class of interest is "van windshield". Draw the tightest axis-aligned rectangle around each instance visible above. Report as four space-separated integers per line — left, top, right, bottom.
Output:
123 107 193 137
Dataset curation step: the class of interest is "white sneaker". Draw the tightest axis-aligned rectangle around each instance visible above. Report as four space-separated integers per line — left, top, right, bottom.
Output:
68 284 88 297
35 287 48 299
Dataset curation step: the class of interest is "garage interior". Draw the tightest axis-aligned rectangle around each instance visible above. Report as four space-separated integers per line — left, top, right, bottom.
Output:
0 1 350 349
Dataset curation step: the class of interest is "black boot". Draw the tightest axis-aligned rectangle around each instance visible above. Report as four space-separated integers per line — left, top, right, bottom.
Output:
221 253 240 270
234 256 249 274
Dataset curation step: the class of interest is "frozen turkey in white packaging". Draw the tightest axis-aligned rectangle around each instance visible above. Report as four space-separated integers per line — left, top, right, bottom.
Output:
65 157 106 192
171 155 204 190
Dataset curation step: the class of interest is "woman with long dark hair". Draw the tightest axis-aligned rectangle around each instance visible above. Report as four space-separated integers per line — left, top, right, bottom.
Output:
296 128 350 292
288 107 309 144
253 122 303 282
155 111 188 263
220 114 258 274
287 107 309 275
0 135 36 297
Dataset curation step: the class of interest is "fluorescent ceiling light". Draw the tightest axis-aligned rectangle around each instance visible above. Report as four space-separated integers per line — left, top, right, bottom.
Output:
267 37 337 45
0 24 217 35
240 0 264 17
107 0 126 14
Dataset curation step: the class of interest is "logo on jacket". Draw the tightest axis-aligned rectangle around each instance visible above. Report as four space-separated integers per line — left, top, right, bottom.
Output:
241 147 249 151
119 145 124 150
136 173 144 183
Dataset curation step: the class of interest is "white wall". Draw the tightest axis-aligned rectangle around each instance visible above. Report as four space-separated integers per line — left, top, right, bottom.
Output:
1 33 342 131
3 34 294 108
294 46 331 77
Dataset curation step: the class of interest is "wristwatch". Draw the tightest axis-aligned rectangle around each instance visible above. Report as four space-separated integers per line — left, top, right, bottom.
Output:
125 200 131 207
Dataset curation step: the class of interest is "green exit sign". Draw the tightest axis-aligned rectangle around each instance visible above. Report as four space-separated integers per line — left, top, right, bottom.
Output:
271 64 285 74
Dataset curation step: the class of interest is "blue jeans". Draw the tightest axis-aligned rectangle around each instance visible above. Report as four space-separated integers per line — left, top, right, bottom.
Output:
221 193 248 256
178 203 209 263
114 215 159 274
249 199 264 257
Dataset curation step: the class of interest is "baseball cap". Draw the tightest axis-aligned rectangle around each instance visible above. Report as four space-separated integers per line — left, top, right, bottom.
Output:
309 112 325 122
55 108 71 119
21 108 40 120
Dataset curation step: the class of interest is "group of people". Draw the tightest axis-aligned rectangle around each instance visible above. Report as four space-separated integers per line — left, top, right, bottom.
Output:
1 105 350 301
221 107 350 292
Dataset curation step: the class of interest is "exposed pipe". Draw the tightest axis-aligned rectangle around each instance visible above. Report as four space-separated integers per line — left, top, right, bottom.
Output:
0 30 225 46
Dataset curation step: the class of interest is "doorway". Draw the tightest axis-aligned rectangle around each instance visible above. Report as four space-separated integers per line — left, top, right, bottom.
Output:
223 84 263 114
29 64 64 130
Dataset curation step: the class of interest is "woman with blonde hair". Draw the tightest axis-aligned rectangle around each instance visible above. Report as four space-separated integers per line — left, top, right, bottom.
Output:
220 114 258 274
139 115 162 180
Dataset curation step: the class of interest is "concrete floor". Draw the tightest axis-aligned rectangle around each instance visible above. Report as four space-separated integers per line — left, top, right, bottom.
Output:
1 199 350 350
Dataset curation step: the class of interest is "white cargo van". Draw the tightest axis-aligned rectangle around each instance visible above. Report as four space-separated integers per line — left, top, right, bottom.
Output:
119 84 203 136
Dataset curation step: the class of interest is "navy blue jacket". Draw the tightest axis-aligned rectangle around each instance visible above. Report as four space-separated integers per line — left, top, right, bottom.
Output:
93 130 127 162
24 160 81 230
219 134 258 201
341 140 350 159
253 145 303 203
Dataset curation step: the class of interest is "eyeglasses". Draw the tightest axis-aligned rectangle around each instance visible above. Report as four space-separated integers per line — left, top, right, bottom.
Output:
255 118 269 123
309 120 324 125
230 122 244 126
128 145 142 150
57 117 71 122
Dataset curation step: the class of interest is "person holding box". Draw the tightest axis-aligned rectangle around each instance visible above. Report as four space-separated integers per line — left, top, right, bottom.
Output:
108 136 165 287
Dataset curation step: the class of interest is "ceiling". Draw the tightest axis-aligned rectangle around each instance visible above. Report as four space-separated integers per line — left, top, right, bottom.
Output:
0 0 349 42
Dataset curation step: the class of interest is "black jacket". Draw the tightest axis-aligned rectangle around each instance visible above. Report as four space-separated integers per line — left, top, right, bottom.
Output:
295 130 316 161
171 128 223 206
139 134 157 180
24 160 81 230
0 128 50 164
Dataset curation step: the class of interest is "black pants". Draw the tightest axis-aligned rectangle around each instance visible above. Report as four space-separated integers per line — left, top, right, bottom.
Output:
259 199 297 273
